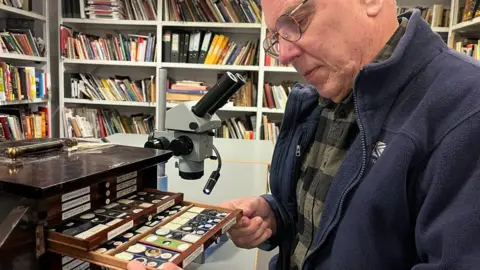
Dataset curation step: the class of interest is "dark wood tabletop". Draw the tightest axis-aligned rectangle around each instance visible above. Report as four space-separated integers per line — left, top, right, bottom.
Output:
0 138 172 199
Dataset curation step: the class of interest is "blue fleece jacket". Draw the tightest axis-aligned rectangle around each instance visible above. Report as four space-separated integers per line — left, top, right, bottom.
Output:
261 9 480 270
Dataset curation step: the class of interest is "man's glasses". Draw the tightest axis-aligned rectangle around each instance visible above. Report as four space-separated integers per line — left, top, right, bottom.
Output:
263 0 309 59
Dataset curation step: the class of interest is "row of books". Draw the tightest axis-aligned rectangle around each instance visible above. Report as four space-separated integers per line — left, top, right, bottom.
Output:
62 0 158 20
163 30 258 65
0 63 48 101
60 26 157 62
66 73 156 103
0 28 44 57
214 114 280 143
165 73 256 107
397 5 450 28
0 106 49 141
164 0 262 23
1 0 32 11
63 107 154 138
454 38 480 60
263 81 295 110
216 115 255 140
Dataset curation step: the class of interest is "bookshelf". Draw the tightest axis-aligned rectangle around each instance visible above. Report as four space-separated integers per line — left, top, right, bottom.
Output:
0 0 51 141
53 0 462 142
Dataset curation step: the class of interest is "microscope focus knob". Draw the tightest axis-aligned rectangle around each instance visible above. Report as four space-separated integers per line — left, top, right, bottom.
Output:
169 136 194 156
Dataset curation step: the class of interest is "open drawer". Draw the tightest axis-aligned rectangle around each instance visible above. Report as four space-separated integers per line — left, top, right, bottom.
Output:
47 200 242 269
47 188 184 252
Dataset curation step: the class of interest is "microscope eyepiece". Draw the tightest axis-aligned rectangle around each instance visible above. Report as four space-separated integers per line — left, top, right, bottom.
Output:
191 72 238 118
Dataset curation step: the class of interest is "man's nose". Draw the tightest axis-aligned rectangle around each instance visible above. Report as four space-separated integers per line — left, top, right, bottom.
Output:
278 38 302 65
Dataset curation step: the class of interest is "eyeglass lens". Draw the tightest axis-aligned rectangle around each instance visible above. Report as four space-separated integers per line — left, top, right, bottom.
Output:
264 15 302 57
276 15 301 41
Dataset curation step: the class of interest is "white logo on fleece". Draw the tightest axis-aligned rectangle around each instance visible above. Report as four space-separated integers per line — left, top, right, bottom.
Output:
371 141 387 162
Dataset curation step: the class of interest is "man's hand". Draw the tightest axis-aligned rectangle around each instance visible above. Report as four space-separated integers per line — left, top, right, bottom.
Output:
127 260 182 270
220 196 276 249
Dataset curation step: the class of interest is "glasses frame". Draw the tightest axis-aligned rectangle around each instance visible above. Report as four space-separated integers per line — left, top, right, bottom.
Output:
263 0 310 59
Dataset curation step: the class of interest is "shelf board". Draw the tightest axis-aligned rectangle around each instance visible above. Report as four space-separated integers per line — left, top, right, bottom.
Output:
0 4 46 21
64 98 156 107
62 18 157 25
451 17 480 33
432 27 449 33
264 66 297 73
62 59 157 67
0 99 48 106
167 102 257 112
261 108 284 114
0 53 47 62
162 21 261 29
162 62 259 71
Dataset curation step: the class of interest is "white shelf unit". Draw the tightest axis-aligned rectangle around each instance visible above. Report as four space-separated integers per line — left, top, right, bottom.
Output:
0 1 51 139
54 0 297 141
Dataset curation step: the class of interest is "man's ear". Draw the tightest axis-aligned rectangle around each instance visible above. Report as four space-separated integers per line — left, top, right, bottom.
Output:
362 0 384 17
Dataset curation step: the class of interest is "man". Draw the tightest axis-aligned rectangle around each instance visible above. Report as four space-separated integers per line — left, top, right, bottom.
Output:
130 0 480 269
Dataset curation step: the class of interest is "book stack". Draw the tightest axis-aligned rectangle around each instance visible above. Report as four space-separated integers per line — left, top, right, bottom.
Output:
66 73 156 102
166 72 256 107
0 63 48 101
163 0 262 23
163 30 258 66
0 106 49 140
62 0 157 20
60 26 157 62
166 79 208 103
84 0 127 20
263 81 296 110
0 0 32 11
63 107 154 138
397 5 450 27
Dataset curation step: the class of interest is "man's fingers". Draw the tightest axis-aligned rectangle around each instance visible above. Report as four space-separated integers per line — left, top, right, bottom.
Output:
161 262 183 270
234 221 268 246
229 216 263 238
127 260 146 270
231 225 272 249
249 228 273 248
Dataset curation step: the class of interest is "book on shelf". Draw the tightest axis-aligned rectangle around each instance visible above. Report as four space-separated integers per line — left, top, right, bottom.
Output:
63 107 154 138
62 0 158 20
263 81 295 110
66 72 156 102
163 30 258 65
166 72 256 107
0 20 45 57
0 0 32 11
163 0 262 23
454 38 480 59
0 106 49 140
0 63 48 101
261 114 280 144
397 5 450 27
215 115 255 139
60 25 157 62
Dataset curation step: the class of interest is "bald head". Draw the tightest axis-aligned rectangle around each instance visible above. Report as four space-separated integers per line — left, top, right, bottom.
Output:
262 0 400 102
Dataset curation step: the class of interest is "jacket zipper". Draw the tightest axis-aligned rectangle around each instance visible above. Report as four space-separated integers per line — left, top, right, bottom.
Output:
300 73 368 269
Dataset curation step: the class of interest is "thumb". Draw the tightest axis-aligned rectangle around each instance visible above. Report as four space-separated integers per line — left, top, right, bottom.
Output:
230 200 255 218
161 262 183 270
